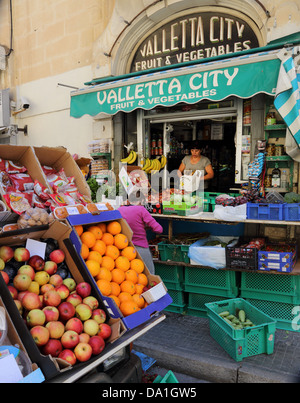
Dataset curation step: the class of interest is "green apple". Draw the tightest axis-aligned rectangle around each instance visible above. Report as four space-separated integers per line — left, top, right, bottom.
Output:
0 258 4 270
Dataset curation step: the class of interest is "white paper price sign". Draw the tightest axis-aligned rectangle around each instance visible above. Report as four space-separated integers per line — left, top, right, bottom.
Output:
66 206 80 215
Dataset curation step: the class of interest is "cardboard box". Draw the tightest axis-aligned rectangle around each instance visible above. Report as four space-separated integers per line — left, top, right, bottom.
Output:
33 146 91 200
0 221 124 381
67 210 172 330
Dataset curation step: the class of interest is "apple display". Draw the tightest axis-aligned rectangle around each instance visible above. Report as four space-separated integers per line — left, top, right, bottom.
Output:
58 349 77 366
13 273 32 291
74 342 92 362
22 292 41 310
43 290 61 307
45 321 65 339
17 291 29 302
7 285 18 300
18 265 35 280
63 278 76 292
98 323 112 340
28 255 45 271
0 246 14 262
49 249 65 264
26 309 46 327
83 296 99 311
75 303 92 321
0 271 9 284
65 317 83 334
61 330 79 349
58 301 76 321
49 274 63 287
43 339 63 358
30 325 50 346
76 282 91 298
83 319 100 336
14 247 30 262
40 284 54 294
55 284 70 300
89 335 105 355
44 261 58 275
34 271 50 286
78 333 90 344
66 293 82 308
27 280 40 295
43 306 59 322
91 308 106 324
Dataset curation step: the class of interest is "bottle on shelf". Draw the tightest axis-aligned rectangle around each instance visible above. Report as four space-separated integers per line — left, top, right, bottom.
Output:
271 163 281 188
265 105 277 125
281 169 287 190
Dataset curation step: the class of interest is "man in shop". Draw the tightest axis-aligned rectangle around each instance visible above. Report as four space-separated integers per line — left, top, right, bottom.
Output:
177 140 214 190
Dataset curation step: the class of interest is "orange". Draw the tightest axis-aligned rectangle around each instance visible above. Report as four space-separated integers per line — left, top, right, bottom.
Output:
74 225 83 236
115 256 130 272
107 221 122 235
130 258 144 273
87 250 103 264
120 280 135 295
105 244 120 260
85 259 101 277
87 225 103 240
111 268 125 284
98 222 106 233
121 246 137 261
80 243 89 260
101 255 115 271
135 283 144 295
101 232 114 246
133 293 145 309
109 294 120 308
137 273 148 286
110 281 121 297
96 267 112 282
91 240 106 256
80 231 96 248
120 300 140 317
118 292 133 303
125 269 138 284
96 279 112 296
114 233 129 250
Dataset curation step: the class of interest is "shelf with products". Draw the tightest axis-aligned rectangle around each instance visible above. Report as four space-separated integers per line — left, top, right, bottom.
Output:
89 152 112 177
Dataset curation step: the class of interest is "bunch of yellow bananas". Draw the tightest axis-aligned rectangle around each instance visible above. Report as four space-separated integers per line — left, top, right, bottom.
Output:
141 155 167 174
120 150 137 164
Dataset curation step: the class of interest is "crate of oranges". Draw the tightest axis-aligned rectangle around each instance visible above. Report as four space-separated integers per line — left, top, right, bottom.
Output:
67 210 172 330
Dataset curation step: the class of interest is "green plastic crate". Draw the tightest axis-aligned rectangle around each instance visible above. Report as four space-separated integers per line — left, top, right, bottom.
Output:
240 272 300 304
163 289 187 313
245 298 300 332
184 266 239 297
186 293 231 318
158 242 190 263
154 262 184 287
153 370 179 383
205 298 276 362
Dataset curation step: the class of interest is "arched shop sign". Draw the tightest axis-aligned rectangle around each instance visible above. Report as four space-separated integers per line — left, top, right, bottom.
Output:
130 12 260 73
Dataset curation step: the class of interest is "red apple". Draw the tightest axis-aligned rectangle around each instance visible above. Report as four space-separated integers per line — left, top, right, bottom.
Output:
83 319 99 336
14 247 30 262
13 273 32 291
78 333 90 343
55 284 70 300
0 246 14 262
43 290 62 307
43 339 63 357
75 303 92 321
49 249 65 264
61 330 79 349
45 321 65 339
44 261 58 275
7 285 18 300
30 325 49 346
98 323 112 340
49 274 63 287
14 299 23 315
76 282 91 298
0 271 9 284
92 308 106 324
89 335 105 355
58 301 76 321
42 306 59 322
26 309 46 327
17 291 29 302
63 278 76 292
58 349 77 366
83 296 99 311
74 342 92 362
28 255 45 271
65 317 83 334
40 284 54 294
22 292 41 310
66 293 82 307
18 265 35 280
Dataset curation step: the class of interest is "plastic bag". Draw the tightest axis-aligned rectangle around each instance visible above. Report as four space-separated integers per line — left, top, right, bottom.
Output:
17 207 54 228
213 203 247 222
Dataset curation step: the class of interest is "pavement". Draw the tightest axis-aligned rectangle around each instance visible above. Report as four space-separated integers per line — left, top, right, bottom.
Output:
133 311 300 383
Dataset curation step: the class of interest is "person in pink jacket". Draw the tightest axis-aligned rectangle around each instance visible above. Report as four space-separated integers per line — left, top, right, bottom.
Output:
118 190 163 274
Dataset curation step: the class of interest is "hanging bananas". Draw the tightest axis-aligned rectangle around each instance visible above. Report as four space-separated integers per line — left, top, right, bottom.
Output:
121 150 137 164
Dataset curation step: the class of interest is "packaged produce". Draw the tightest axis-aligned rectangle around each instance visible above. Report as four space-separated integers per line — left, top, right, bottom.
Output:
17 207 54 228
54 205 88 220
